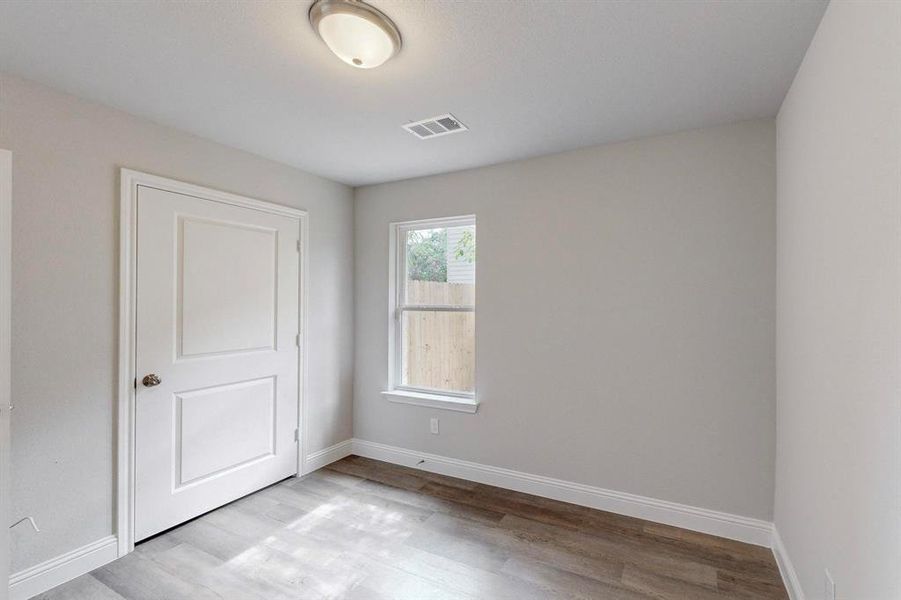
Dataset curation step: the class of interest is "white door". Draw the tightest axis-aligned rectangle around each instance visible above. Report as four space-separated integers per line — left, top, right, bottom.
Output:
134 185 300 541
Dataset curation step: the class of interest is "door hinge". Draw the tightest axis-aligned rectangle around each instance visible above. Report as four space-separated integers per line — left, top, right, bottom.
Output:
296 239 301 252
133 377 137 390
294 428 299 442
295 333 300 347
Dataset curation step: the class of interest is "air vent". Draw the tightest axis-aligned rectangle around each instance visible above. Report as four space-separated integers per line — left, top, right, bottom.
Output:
402 113 468 140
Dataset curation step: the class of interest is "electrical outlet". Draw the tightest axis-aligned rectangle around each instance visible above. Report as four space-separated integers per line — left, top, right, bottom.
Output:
824 569 835 600
430 417 439 435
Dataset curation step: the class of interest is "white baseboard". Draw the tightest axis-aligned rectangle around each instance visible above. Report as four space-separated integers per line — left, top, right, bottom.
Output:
9 535 118 600
9 441 354 600
772 527 805 600
302 439 354 475
8 444 783 599
351 439 774 548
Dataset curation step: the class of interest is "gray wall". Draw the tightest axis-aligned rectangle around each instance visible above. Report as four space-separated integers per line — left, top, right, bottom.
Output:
0 74 355 572
354 119 776 521
775 2 901 598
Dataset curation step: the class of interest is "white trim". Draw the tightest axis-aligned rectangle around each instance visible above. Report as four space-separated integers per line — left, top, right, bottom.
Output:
772 527 805 600
301 439 354 474
120 170 304 219
390 214 477 231
298 211 311 486
351 439 774 547
117 169 309 557
117 169 136 558
9 535 118 600
381 390 479 413
0 149 11 594
387 215 477 401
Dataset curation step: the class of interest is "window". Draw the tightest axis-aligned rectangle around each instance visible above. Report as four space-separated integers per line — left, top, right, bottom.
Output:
383 216 477 412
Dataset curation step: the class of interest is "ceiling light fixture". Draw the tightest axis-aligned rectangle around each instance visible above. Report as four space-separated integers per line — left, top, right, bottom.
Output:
309 0 402 69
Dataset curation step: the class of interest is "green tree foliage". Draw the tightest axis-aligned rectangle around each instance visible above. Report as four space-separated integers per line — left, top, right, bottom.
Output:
407 227 476 281
407 228 447 281
454 228 476 263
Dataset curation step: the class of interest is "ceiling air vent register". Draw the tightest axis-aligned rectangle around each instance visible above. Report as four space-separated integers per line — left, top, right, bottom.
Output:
403 114 468 140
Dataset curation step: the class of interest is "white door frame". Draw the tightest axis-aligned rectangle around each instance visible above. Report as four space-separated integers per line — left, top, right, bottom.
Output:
116 169 309 557
1 150 12 597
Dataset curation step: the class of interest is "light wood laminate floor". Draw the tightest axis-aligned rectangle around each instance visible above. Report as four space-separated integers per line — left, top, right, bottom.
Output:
36 456 787 599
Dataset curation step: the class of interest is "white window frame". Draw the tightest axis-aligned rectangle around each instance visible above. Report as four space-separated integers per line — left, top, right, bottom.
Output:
382 215 478 413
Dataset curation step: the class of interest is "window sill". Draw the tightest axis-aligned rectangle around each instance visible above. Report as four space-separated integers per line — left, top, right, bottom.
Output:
381 389 479 413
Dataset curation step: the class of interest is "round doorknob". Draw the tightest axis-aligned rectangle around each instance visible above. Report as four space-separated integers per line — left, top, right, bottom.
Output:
142 374 162 387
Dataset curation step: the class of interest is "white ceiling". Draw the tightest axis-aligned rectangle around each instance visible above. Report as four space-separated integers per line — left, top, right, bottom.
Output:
0 0 826 186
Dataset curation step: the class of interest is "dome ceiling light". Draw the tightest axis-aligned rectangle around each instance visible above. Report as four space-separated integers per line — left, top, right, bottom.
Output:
309 0 402 69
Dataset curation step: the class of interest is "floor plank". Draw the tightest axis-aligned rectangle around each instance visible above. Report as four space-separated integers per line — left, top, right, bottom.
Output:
34 456 787 599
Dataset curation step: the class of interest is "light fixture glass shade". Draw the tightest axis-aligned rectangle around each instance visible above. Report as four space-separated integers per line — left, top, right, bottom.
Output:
309 0 402 69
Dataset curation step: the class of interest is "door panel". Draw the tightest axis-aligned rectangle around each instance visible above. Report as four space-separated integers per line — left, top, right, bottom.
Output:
175 376 276 487
135 185 299 541
178 217 277 358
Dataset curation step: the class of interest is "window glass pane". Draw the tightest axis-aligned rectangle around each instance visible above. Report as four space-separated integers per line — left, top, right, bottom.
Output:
401 310 475 393
404 225 475 306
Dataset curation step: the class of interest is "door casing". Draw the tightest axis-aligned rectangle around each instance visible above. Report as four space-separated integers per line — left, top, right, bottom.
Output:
1 150 11 597
117 169 309 557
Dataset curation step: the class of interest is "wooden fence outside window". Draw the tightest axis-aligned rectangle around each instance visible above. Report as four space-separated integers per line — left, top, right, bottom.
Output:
403 280 475 392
